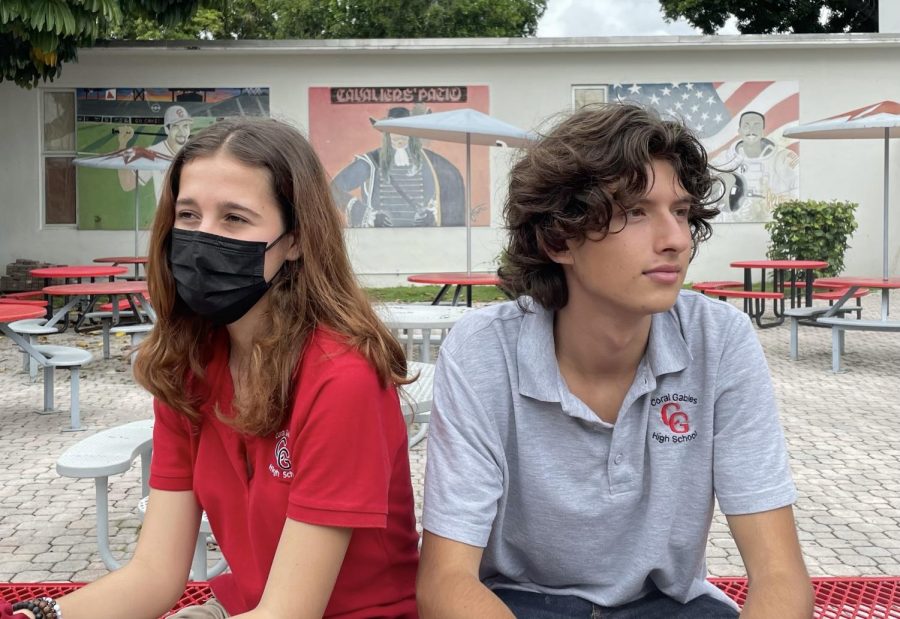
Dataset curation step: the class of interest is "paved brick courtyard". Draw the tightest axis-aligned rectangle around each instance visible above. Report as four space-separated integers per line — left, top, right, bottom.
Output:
0 293 898 582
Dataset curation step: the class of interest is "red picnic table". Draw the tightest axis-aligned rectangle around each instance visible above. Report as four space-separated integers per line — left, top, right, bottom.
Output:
806 276 900 372
30 265 128 282
30 266 129 321
407 272 506 307
0 303 45 325
0 304 47 369
42 280 154 331
0 302 95 431
93 255 149 279
2 577 897 617
0 303 50 384
731 259 830 307
816 276 900 323
724 259 830 328
0 583 212 617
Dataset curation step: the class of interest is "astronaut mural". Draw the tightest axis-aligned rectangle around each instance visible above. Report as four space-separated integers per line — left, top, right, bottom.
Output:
610 81 800 223
309 86 491 228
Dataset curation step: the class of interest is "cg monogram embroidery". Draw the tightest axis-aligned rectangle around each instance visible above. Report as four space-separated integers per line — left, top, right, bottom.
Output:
269 430 294 479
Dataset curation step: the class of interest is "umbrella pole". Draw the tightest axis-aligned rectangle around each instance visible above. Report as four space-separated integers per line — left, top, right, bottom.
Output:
466 133 472 275
884 128 891 319
884 128 890 280
133 170 141 278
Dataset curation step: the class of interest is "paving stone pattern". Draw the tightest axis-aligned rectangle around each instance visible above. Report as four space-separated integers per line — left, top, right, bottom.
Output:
0 294 898 581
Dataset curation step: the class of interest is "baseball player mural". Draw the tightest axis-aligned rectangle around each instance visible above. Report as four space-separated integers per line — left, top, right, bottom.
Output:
116 104 193 206
75 87 270 231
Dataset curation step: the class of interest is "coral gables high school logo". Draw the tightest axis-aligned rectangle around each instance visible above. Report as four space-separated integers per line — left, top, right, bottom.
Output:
269 430 294 479
661 403 690 433
651 393 699 445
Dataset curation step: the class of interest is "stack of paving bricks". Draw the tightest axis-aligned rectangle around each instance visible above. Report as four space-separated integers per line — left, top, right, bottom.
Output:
0 258 63 293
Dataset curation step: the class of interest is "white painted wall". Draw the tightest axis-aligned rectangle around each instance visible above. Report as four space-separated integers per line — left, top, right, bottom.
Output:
2 36 900 286
881 2 900 34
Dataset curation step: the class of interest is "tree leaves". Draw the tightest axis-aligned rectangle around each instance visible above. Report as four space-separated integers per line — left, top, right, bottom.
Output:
659 0 878 34
3 0 546 88
1 0 186 88
107 0 547 41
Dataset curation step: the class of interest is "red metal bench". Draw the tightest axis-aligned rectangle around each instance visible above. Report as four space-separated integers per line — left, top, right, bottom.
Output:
784 282 872 301
705 289 784 301
2 578 898 616
0 292 44 301
691 280 744 292
812 288 868 301
813 287 869 320
0 298 47 307
705 288 786 328
97 299 135 312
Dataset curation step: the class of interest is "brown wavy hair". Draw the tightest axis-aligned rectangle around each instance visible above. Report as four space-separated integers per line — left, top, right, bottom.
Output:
499 102 721 311
133 117 409 436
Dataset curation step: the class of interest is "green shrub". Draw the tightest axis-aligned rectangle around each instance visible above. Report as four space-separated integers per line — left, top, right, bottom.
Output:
765 199 858 278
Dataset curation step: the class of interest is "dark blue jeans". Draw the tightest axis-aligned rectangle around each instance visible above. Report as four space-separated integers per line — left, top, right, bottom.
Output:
494 587 739 619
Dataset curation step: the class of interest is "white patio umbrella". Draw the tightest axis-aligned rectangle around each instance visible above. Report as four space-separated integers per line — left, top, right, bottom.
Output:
783 100 900 280
374 108 536 274
73 147 174 258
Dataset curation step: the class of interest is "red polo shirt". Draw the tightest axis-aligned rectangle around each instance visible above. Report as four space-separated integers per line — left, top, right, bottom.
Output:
149 328 419 617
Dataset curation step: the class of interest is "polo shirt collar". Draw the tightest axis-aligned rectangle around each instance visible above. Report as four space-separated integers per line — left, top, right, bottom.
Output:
517 301 560 402
645 309 693 377
516 301 693 403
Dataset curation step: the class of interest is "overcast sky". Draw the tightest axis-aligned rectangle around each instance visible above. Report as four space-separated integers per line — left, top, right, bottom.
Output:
536 0 739 37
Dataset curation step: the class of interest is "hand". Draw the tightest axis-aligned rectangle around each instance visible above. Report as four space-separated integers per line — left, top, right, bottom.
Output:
116 125 135 149
373 210 393 227
414 208 436 227
1 601 36 619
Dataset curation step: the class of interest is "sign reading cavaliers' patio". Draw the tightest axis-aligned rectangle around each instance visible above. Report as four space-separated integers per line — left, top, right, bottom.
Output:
331 87 468 104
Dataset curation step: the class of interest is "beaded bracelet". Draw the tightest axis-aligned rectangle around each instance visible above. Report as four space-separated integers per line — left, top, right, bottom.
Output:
40 600 60 619
11 600 41 619
9 596 60 619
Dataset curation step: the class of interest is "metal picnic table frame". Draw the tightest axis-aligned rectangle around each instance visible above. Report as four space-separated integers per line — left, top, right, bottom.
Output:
41 280 155 332
407 272 507 307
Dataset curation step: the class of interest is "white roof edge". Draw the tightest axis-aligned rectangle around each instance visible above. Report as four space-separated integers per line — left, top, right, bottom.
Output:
81 33 900 55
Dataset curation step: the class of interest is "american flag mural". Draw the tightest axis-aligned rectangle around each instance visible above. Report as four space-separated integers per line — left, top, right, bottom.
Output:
610 81 800 222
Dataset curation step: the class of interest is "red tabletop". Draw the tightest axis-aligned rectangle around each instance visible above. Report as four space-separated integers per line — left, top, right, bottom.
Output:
93 256 149 265
814 276 900 289
408 272 501 286
31 265 128 279
43 280 149 297
730 259 829 270
0 303 46 322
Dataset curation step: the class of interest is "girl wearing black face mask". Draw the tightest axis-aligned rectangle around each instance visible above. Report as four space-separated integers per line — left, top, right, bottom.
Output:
13 118 419 619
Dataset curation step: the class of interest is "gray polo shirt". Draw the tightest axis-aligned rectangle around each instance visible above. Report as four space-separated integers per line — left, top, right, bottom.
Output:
423 291 797 608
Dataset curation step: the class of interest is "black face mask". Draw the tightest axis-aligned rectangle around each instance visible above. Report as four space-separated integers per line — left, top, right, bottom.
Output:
169 228 287 326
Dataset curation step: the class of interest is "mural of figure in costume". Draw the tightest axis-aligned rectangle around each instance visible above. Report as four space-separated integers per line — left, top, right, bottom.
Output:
714 111 799 222
331 106 466 228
